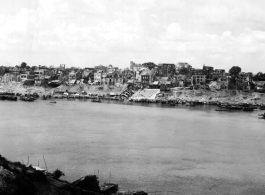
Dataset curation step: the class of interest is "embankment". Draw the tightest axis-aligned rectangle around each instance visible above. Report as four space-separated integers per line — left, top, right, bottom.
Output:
0 155 101 195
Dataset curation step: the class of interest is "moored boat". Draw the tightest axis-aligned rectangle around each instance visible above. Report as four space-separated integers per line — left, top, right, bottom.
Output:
258 112 265 119
91 98 101 103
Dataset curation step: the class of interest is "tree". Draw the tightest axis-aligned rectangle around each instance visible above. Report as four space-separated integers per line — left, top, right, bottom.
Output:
179 67 189 75
229 66 241 77
20 62 27 69
142 62 157 70
256 72 264 77
229 66 241 85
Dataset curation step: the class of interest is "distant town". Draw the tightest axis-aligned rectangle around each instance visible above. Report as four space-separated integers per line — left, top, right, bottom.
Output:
0 61 265 92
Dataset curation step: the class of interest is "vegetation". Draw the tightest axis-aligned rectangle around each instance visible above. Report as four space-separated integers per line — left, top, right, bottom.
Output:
229 66 242 84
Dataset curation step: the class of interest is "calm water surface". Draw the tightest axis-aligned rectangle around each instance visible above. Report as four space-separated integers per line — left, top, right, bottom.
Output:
0 99 265 194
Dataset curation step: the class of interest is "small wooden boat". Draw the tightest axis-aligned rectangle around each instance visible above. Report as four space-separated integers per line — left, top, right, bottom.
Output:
258 113 265 119
226 105 242 110
20 96 34 101
91 99 101 103
186 102 196 106
100 183 118 194
243 107 254 112
132 191 148 195
216 109 234 112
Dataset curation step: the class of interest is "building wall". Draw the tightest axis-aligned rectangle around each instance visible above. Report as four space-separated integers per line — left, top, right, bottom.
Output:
191 75 206 85
141 75 150 85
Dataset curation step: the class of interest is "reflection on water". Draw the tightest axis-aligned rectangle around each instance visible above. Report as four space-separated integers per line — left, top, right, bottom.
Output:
0 100 265 194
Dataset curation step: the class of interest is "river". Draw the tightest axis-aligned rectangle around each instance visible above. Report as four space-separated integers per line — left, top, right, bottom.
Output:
0 99 265 194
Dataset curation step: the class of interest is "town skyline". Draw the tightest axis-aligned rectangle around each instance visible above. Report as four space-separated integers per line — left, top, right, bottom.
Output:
1 0 265 73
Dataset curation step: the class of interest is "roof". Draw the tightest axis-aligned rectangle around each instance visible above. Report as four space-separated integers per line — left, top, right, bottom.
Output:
152 81 159 85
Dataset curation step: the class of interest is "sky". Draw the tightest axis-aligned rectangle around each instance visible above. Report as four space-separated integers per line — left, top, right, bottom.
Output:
0 0 265 73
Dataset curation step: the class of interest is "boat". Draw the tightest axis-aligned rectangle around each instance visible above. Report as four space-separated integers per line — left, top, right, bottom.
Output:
186 101 196 106
243 107 254 112
215 109 238 112
258 113 265 119
20 95 34 102
0 95 17 101
91 99 101 103
132 191 148 195
226 105 243 110
100 183 118 194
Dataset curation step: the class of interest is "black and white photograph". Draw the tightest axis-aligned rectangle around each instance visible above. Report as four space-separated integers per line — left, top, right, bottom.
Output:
1 0 265 194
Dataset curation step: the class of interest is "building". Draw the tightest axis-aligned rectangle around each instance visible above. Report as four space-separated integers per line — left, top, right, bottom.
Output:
34 69 45 80
20 73 28 82
130 61 142 71
141 75 150 86
203 65 214 83
156 63 175 77
191 69 203 75
1 73 14 83
217 76 229 89
191 75 206 85
94 70 103 84
69 71 76 85
203 65 214 75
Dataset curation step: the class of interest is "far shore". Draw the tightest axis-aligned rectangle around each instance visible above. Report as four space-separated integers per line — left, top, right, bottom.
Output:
0 82 265 105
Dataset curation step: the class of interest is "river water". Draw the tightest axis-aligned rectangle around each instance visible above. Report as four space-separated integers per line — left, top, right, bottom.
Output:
0 99 265 194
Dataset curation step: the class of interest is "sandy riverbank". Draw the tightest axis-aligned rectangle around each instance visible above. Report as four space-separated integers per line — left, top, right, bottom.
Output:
169 89 265 105
0 82 127 96
1 82 265 105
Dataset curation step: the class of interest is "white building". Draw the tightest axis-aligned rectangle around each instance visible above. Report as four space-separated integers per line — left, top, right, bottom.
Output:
94 70 103 84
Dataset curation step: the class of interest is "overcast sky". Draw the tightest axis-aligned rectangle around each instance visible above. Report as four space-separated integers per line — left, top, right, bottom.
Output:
0 0 265 73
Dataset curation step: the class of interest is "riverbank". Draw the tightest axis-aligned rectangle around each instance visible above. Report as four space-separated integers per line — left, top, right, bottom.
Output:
0 82 127 96
0 154 101 195
0 155 148 195
1 82 265 105
0 82 265 107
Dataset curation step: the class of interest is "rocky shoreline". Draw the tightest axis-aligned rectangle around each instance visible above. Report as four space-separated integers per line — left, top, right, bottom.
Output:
0 155 148 195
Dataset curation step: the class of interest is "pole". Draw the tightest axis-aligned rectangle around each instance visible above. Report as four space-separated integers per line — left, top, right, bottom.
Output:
43 155 48 172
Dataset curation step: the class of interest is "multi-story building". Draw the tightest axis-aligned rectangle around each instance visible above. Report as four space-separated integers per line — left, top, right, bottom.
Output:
155 63 175 77
203 65 214 83
20 73 28 82
141 75 150 86
34 69 45 80
217 76 229 89
191 75 206 85
1 73 14 83
94 70 103 84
